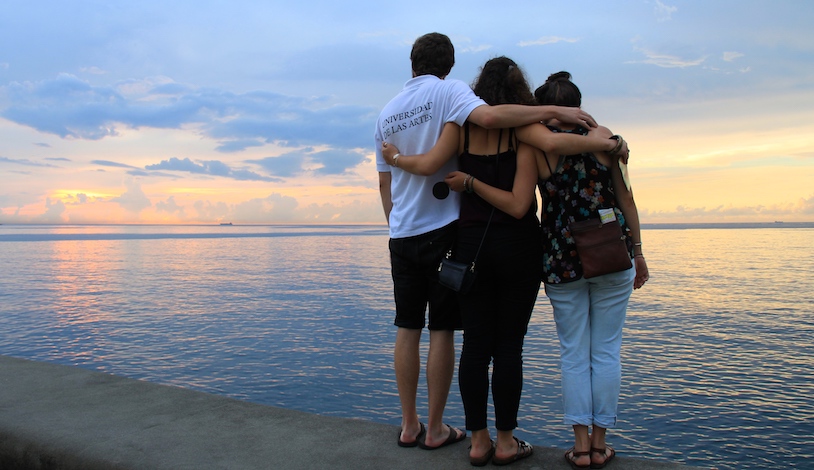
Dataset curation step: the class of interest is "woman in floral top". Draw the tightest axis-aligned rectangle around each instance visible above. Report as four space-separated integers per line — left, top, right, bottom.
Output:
533 71 649 470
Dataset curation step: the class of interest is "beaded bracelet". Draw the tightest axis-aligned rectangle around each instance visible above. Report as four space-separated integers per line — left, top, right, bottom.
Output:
391 153 401 167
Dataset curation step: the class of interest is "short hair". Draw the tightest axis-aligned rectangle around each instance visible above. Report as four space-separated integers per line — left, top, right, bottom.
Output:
534 71 582 107
471 56 535 106
410 33 455 78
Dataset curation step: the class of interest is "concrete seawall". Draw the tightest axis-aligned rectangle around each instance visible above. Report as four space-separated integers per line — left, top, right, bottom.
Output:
0 355 704 469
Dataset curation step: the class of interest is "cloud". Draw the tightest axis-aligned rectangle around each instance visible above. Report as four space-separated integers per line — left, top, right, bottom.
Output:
145 157 207 174
80 66 107 75
246 153 305 178
33 197 67 224
458 44 493 53
215 139 265 153
1 74 377 152
189 192 381 224
641 196 814 221
723 51 745 62
110 180 151 214
193 200 231 221
145 157 281 182
518 37 579 47
91 159 138 169
156 196 184 215
0 156 58 167
629 46 706 68
654 0 678 22
309 149 369 175
247 148 367 177
231 194 300 222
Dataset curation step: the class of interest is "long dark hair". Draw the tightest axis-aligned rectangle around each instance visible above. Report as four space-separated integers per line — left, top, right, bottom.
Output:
472 56 535 106
534 71 581 107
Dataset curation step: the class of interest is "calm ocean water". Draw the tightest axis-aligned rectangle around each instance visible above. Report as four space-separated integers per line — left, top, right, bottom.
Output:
1 223 812 469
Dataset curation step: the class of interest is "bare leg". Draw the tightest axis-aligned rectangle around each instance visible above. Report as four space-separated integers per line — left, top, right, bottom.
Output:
422 329 464 446
395 327 422 442
591 425 614 466
565 424 591 467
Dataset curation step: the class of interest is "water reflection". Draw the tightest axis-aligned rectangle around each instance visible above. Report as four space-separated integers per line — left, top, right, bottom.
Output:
0 225 812 470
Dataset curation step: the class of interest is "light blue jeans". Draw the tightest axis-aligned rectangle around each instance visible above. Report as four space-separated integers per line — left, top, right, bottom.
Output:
543 267 635 428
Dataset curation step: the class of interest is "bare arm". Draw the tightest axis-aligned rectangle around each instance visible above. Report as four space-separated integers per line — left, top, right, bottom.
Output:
381 122 460 176
444 142 538 219
610 158 649 289
516 123 629 158
378 171 392 224
467 104 597 130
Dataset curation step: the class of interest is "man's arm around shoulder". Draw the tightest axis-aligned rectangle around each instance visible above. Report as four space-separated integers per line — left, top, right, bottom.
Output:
467 104 597 129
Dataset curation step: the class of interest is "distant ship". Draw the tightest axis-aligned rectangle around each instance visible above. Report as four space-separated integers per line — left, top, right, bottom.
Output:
219 222 233 226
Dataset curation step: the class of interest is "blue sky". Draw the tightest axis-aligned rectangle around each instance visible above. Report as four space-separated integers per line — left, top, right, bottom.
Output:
1 0 813 224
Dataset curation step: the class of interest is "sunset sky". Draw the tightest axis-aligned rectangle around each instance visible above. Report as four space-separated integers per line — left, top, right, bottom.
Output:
1 0 812 225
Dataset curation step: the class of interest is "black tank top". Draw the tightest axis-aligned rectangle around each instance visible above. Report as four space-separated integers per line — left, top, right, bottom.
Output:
458 124 538 229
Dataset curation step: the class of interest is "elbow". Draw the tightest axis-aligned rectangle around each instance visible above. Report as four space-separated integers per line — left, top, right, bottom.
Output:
506 204 531 219
479 115 499 129
540 138 566 155
473 108 499 129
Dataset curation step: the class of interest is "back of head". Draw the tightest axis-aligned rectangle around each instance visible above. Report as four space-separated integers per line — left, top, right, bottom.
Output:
411 33 455 78
471 56 535 106
534 71 581 107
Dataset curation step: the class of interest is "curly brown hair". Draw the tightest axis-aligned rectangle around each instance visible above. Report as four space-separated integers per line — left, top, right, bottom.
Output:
410 33 455 78
471 56 535 106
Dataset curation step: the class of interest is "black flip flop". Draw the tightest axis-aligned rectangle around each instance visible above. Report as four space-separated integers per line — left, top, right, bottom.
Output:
418 424 466 450
397 422 426 448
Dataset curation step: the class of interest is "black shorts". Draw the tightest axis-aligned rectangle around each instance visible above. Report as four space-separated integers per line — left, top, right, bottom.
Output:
389 222 461 331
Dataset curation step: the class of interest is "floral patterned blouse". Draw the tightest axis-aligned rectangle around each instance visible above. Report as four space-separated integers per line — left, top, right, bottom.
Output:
539 125 633 284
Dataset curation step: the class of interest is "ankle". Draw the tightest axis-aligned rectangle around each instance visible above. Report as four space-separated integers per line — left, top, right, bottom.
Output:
471 429 491 445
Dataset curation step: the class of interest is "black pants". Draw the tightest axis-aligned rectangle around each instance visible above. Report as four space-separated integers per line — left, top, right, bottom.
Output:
456 224 542 431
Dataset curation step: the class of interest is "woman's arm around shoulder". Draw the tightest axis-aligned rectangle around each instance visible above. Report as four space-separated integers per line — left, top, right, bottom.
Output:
516 122 627 157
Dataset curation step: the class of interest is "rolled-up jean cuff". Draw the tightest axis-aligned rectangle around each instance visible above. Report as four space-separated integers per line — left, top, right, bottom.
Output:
563 414 617 428
593 415 617 429
563 414 593 427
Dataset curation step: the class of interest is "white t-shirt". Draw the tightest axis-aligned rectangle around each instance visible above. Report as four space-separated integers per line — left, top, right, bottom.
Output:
375 75 486 239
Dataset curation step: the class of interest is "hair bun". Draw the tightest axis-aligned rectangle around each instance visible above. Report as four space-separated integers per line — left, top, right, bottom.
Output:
546 71 572 84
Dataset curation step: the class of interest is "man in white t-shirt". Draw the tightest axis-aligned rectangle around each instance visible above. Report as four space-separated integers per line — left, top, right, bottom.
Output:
374 32 597 450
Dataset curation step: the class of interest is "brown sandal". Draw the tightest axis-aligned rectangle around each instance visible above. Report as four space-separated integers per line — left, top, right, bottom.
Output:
590 446 615 469
468 440 495 467
492 437 533 466
565 447 591 470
